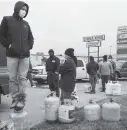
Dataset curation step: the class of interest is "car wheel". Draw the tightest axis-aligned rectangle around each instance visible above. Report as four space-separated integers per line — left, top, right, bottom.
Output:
115 72 119 80
37 79 44 84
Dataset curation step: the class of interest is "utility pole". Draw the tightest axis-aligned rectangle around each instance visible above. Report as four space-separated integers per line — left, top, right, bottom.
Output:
110 46 112 55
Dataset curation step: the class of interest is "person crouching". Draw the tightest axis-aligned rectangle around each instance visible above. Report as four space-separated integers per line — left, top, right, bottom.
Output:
59 49 76 104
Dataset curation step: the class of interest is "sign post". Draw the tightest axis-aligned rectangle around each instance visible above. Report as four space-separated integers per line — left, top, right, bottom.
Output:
83 35 105 62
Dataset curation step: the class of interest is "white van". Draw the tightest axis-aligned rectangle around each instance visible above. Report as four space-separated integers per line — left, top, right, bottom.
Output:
32 57 89 84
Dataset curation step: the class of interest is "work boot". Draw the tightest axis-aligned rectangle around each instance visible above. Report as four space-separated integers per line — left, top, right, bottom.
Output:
16 95 26 109
10 100 18 109
89 91 95 94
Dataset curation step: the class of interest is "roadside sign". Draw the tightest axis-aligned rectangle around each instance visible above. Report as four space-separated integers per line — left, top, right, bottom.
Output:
83 34 105 42
86 41 101 48
117 26 127 60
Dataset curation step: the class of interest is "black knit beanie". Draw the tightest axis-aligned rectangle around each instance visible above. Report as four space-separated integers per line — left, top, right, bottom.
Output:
65 48 73 57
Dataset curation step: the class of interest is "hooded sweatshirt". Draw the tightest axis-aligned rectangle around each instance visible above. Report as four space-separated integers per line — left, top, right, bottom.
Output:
0 1 34 58
86 61 99 75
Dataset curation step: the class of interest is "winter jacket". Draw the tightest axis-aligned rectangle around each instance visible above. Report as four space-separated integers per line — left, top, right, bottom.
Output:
99 61 113 75
86 61 99 75
72 56 77 67
0 1 34 58
46 56 60 73
59 57 76 92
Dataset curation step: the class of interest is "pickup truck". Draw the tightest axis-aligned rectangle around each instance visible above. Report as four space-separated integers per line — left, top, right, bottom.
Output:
0 44 9 104
32 57 89 84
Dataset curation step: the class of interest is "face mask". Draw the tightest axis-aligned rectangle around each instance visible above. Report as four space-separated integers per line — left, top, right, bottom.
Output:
19 9 26 18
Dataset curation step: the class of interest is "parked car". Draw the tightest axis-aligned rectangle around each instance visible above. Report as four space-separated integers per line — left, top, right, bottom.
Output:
32 57 89 84
0 44 9 104
115 61 127 79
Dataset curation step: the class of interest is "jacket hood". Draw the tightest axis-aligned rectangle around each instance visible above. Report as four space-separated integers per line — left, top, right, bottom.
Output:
13 1 29 18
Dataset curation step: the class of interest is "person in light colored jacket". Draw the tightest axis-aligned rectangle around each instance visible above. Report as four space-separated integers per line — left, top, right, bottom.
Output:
99 55 113 92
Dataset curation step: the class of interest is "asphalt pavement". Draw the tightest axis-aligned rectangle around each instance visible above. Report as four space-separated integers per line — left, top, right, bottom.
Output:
0 79 127 129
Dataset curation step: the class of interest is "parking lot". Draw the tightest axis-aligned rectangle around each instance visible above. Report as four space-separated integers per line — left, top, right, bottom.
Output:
0 79 127 128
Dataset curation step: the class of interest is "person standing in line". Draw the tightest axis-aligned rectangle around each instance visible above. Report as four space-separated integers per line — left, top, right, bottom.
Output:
68 48 77 67
27 59 36 88
99 55 113 92
59 48 76 104
46 49 60 97
67 48 77 94
108 55 116 81
86 56 99 94
0 1 34 109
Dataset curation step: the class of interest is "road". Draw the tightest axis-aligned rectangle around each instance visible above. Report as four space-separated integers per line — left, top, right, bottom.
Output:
0 79 127 128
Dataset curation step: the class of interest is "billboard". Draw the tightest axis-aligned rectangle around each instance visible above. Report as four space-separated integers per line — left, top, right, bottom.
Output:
117 26 127 60
83 34 105 42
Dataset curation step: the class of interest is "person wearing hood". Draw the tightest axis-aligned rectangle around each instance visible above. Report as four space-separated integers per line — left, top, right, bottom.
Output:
86 56 99 94
67 48 77 67
59 48 76 104
0 1 34 110
46 49 60 97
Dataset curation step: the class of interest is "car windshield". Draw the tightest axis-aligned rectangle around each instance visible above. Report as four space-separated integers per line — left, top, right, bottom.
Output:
60 59 65 65
116 62 124 68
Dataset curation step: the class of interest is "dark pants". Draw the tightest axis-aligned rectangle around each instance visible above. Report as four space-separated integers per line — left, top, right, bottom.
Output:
89 75 97 92
101 75 110 91
48 73 59 96
27 72 34 87
60 89 72 104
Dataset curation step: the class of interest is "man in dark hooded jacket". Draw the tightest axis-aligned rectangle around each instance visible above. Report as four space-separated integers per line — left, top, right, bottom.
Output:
0 1 34 110
86 56 99 94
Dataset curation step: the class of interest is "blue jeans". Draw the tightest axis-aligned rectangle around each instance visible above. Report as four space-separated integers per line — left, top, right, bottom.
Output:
7 57 29 100
89 75 97 92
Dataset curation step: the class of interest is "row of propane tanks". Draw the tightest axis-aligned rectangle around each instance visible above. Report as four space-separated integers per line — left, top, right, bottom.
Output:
84 80 122 96
0 81 121 130
44 95 121 123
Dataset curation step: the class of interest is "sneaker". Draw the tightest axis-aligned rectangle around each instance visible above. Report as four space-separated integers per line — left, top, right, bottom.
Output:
16 100 25 109
89 91 95 94
16 95 26 109
32 85 36 88
47 93 53 98
10 100 18 109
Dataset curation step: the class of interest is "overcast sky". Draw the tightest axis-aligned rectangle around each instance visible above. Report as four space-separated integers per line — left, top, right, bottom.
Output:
0 0 127 56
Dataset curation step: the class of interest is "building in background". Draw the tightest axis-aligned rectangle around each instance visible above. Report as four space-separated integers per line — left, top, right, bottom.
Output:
30 54 43 67
117 26 127 61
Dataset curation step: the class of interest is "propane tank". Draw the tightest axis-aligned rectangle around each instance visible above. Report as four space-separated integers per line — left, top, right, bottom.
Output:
102 98 120 121
44 96 60 121
58 99 75 123
105 81 113 95
112 81 121 96
84 99 101 121
84 84 91 93
9 109 28 130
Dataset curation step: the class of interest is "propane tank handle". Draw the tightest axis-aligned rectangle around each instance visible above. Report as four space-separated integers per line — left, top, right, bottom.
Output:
108 80 111 83
110 98 113 102
89 98 96 104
